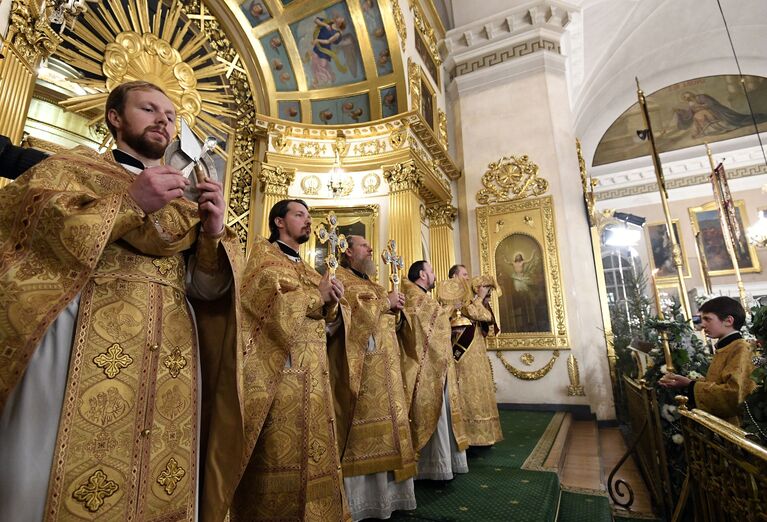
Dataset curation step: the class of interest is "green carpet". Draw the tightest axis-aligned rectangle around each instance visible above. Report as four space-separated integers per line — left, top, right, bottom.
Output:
389 410 562 521
557 491 612 522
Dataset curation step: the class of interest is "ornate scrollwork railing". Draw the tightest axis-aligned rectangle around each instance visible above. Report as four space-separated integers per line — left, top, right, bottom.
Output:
608 377 673 517
673 396 767 521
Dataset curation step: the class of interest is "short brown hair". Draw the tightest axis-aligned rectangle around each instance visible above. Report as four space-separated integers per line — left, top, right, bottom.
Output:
699 296 746 330
104 81 167 138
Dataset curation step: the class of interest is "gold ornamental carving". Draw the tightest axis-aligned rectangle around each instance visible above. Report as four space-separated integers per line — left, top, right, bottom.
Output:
408 58 421 112
520 353 535 366
8 0 62 64
362 172 382 194
291 141 327 158
410 1 442 66
496 350 560 380
576 138 598 227
391 0 407 51
384 161 423 192
476 155 549 205
567 353 585 396
258 164 295 196
271 131 287 152
438 109 448 148
353 139 387 156
389 127 407 149
425 203 457 227
300 175 321 196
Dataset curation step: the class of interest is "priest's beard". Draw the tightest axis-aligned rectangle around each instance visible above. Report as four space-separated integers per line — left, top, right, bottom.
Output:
356 257 376 277
122 125 169 160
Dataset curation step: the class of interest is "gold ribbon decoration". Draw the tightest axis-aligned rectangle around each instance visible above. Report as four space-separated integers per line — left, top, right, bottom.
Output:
496 350 560 380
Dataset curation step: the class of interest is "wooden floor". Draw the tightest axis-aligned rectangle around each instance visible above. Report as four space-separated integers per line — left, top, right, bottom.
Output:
558 420 655 517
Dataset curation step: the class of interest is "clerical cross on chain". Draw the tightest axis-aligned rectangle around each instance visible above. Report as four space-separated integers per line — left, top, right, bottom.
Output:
381 239 404 292
315 211 348 278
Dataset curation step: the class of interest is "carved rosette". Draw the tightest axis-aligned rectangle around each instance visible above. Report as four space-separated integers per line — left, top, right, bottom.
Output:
426 203 457 228
258 164 295 196
384 161 423 192
476 155 549 205
408 58 420 112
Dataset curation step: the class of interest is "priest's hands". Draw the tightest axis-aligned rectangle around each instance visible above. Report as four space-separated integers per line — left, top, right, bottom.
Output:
388 290 405 311
196 177 225 235
477 286 490 300
320 271 344 304
658 373 691 388
128 165 189 214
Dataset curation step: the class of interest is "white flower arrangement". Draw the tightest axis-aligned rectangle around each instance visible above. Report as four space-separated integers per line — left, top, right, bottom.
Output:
661 404 679 423
660 364 668 374
686 370 703 380
672 433 684 445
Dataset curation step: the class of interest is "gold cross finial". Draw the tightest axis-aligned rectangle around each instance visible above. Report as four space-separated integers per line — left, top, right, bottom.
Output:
315 211 348 278
381 239 404 292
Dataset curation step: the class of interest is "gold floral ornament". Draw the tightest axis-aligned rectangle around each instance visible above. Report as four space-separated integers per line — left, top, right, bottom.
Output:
163 347 187 378
476 155 549 205
72 469 119 512
54 0 234 148
93 343 133 379
157 457 186 495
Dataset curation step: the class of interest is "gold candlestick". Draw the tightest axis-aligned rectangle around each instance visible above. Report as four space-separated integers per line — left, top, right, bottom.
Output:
651 268 675 372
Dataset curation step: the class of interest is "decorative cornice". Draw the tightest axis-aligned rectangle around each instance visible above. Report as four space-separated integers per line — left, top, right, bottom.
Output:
426 203 457 228
594 164 767 202
476 154 548 205
383 161 423 192
444 1 573 82
258 163 295 195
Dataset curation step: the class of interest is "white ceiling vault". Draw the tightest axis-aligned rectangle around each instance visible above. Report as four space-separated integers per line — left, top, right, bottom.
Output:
439 0 767 203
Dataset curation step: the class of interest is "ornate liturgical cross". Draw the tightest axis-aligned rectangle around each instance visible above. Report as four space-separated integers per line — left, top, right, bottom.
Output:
315 211 348 278
381 239 404 292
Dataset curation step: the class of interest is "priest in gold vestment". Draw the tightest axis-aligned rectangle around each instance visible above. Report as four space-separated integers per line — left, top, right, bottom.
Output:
660 296 756 425
444 265 503 446
0 82 242 521
232 199 351 521
399 261 469 481
329 235 416 520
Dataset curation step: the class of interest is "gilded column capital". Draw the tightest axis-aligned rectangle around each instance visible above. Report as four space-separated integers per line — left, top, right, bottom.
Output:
9 0 62 63
258 163 295 196
383 161 423 193
426 203 457 228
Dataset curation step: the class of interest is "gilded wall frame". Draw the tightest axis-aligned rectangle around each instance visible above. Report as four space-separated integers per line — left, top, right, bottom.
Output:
301 205 379 280
477 195 569 350
688 200 761 276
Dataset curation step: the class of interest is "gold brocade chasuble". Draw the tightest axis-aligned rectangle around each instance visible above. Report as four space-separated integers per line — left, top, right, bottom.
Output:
329 267 416 479
694 338 756 425
0 146 242 521
398 280 468 453
450 297 503 446
233 236 351 521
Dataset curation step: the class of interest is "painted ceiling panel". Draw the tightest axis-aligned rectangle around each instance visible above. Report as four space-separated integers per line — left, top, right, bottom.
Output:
259 30 298 91
289 2 366 89
312 92 370 124
360 0 393 77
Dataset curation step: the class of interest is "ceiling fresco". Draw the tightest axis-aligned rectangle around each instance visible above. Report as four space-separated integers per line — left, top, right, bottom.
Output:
594 74 767 166
232 0 406 125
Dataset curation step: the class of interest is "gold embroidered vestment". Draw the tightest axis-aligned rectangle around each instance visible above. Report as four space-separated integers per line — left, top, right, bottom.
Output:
398 280 468 453
450 297 503 446
232 237 350 521
329 267 416 479
694 338 756 425
0 147 242 520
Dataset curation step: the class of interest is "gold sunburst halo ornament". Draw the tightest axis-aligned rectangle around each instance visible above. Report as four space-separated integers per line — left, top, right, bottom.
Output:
53 0 236 151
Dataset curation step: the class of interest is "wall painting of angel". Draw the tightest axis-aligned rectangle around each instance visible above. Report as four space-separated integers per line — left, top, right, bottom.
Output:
476 195 569 350
290 2 366 89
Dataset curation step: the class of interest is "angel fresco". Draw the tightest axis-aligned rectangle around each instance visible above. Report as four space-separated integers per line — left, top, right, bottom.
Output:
295 12 363 89
495 234 551 334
